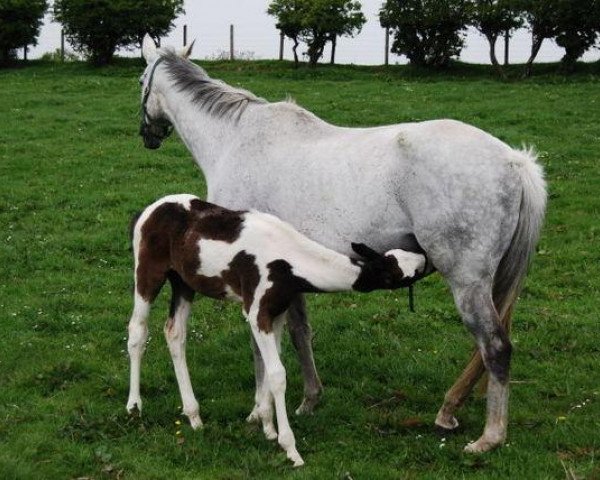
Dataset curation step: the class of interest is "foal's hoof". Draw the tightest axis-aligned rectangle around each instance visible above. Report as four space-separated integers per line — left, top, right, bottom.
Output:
188 414 203 430
464 434 504 453
263 424 278 441
288 451 305 468
126 402 142 416
246 406 261 424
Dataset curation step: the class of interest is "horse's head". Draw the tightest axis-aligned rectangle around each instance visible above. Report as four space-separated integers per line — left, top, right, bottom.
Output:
139 34 194 149
351 242 426 292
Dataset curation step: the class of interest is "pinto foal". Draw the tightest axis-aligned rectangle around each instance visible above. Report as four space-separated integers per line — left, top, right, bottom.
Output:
126 194 425 466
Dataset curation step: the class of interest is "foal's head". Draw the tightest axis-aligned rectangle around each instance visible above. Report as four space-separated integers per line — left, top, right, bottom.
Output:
139 34 194 149
351 243 426 293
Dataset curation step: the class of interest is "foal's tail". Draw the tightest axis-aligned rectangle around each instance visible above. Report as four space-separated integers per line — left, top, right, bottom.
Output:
493 147 547 331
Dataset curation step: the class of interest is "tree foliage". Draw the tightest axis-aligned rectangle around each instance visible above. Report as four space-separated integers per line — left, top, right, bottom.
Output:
380 0 471 68
0 0 47 66
53 0 184 66
268 0 366 67
521 0 599 74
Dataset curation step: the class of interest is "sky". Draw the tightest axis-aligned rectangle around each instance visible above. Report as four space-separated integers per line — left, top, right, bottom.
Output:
27 0 600 65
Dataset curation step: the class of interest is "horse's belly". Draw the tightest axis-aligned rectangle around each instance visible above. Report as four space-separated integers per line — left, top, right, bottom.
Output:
209 183 411 256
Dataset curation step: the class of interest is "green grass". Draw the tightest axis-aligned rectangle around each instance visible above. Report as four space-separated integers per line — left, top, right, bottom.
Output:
0 59 599 479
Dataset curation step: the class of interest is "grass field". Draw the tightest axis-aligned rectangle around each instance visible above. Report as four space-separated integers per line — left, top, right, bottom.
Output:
0 59 599 479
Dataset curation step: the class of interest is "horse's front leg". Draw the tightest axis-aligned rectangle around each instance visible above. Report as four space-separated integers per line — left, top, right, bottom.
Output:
287 294 323 415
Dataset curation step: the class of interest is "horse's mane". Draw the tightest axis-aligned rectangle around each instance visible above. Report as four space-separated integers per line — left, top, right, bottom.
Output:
160 50 267 121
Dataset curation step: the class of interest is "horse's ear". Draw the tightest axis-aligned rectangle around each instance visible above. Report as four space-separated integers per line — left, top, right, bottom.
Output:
180 39 195 59
142 33 158 64
351 242 382 261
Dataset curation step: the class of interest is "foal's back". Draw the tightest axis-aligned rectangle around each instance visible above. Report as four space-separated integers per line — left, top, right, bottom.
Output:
132 194 247 302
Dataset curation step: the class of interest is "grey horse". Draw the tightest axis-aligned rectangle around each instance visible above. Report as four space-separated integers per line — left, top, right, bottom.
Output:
132 35 546 453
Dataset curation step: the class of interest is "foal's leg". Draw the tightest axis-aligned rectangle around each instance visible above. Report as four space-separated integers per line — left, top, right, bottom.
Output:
126 291 151 413
246 336 266 423
164 273 202 430
248 336 277 440
451 281 512 453
287 295 323 415
250 314 304 467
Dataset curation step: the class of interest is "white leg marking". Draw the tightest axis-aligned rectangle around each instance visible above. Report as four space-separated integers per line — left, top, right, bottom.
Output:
246 336 265 425
250 317 304 467
464 378 508 453
164 298 202 430
127 292 150 414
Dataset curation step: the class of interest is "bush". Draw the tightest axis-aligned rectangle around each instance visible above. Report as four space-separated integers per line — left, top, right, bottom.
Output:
0 0 47 66
53 0 184 66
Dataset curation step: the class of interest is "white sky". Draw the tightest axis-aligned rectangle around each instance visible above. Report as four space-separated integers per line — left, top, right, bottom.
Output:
27 0 600 64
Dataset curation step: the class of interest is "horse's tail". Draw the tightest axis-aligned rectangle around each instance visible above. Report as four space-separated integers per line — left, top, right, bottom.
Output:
493 146 547 333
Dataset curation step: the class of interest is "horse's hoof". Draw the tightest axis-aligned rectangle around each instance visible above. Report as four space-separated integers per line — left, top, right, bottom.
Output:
434 413 459 431
295 396 319 416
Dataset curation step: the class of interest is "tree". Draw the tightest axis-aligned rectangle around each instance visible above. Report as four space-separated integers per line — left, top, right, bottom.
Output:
380 0 471 68
268 0 366 67
471 0 523 77
53 0 184 66
267 0 304 67
0 0 47 66
302 0 366 66
521 0 599 75
552 0 599 71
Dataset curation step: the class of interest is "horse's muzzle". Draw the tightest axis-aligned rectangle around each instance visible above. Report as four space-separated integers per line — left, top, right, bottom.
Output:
142 134 162 150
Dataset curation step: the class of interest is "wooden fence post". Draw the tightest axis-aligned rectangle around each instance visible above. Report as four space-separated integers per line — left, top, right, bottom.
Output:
183 24 187 47
23 45 27 61
230 24 234 61
279 30 284 61
503 30 509 65
384 27 390 66
61 29 65 62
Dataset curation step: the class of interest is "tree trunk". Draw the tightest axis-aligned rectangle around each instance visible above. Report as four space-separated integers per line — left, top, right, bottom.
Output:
523 33 544 78
487 34 505 79
308 34 326 67
0 47 10 67
330 35 336 65
292 38 299 68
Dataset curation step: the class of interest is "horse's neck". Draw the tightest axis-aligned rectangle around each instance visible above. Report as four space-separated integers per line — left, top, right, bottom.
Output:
159 81 236 179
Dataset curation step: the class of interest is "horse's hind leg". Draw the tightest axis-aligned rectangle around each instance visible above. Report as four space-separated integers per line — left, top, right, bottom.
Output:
164 272 202 430
435 351 485 430
287 294 323 415
448 280 512 452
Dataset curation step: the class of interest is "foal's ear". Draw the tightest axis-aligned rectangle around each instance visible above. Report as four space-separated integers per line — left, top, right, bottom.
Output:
142 33 158 64
351 242 382 261
180 39 195 59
